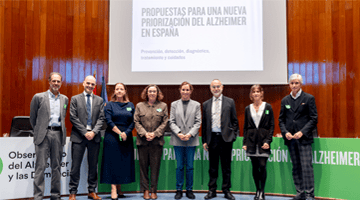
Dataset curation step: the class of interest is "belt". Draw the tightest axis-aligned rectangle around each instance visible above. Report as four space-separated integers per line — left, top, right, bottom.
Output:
47 126 61 131
212 132 221 136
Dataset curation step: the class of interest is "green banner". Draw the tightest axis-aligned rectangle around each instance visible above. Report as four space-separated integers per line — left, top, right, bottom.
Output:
98 137 360 199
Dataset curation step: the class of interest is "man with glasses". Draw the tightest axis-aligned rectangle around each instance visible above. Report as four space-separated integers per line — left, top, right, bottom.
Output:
202 79 239 200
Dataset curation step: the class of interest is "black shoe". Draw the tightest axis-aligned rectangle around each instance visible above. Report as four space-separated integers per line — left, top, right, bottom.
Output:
118 194 126 198
204 191 216 199
305 194 315 200
223 191 235 200
186 190 195 199
258 190 265 200
292 193 306 200
175 190 183 199
254 190 260 200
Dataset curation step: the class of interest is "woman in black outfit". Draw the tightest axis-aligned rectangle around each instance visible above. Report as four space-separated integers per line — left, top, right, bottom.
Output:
101 83 135 200
242 85 274 200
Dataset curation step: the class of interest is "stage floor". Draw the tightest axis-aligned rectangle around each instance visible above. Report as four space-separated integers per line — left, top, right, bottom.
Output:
54 193 293 200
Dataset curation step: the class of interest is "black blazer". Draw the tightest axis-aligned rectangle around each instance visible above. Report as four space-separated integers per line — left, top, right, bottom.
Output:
242 103 274 154
278 91 318 145
202 95 239 145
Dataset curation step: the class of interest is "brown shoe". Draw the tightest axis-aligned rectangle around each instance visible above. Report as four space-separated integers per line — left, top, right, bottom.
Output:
144 190 150 199
151 192 157 199
88 192 102 200
69 194 76 200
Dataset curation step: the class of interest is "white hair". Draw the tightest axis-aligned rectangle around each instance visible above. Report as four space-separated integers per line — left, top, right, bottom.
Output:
289 73 303 84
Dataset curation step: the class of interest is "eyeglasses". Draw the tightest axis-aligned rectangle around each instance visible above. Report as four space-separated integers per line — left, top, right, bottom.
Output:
211 85 221 89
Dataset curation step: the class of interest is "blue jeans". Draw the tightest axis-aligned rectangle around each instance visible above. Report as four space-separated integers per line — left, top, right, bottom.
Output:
174 146 196 191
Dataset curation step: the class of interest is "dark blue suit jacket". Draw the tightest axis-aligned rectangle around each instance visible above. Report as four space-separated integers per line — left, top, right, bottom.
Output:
279 91 318 145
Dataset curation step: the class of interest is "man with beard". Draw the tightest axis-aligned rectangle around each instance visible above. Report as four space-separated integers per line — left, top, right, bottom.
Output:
202 79 239 200
30 72 69 200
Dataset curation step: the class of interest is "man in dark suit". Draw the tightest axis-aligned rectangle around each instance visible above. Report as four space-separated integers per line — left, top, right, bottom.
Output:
30 72 69 200
202 79 239 200
68 75 105 200
279 73 318 200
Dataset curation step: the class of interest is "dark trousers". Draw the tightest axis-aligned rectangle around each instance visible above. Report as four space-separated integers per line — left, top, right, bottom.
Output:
69 139 100 194
250 157 268 191
288 140 315 197
138 143 163 193
34 130 63 200
208 134 233 192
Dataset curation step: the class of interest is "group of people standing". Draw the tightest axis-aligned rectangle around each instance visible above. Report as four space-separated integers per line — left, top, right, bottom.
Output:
30 72 317 200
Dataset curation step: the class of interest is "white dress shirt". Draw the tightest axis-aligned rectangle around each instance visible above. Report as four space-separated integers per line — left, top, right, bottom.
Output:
250 102 266 128
211 94 222 132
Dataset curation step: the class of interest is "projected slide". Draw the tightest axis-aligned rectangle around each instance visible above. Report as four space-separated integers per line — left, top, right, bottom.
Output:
132 0 263 72
109 0 287 84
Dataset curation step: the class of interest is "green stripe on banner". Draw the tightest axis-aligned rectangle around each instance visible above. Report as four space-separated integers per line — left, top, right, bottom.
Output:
98 137 360 199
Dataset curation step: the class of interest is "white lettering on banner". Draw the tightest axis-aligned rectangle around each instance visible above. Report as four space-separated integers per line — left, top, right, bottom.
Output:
313 151 360 166
194 148 201 160
324 150 330 164
168 148 175 160
349 152 353 166
340 151 347 165
354 152 360 166
231 149 249 161
163 148 168 160
203 149 209 160
162 148 176 160
235 149 241 161
268 148 289 163
232 149 236 161
331 151 336 165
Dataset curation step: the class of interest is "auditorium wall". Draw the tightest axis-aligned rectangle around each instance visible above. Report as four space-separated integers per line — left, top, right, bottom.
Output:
0 0 359 138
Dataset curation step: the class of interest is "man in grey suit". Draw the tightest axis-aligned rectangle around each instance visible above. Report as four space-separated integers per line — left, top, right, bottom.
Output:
68 75 104 200
202 79 239 200
30 72 69 200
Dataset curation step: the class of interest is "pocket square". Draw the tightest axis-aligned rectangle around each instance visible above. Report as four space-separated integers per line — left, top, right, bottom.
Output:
301 103 305 105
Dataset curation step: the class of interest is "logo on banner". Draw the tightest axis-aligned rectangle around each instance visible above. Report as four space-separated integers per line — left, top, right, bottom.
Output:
0 157 3 174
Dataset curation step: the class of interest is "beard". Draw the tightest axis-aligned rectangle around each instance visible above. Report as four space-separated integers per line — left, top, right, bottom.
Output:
51 86 60 91
212 90 222 97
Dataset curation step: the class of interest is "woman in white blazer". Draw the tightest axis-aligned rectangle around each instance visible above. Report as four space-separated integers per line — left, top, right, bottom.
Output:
169 81 201 199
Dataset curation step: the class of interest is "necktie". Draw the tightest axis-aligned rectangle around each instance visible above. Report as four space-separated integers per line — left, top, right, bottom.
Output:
86 94 92 127
212 98 220 129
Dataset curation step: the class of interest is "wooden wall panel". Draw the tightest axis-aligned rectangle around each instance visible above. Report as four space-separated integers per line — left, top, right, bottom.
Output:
1 0 360 139
0 0 3 133
0 0 109 137
286 0 360 138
